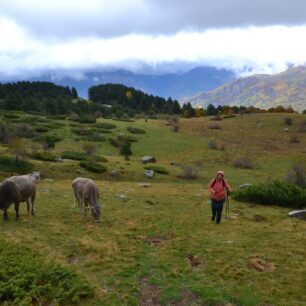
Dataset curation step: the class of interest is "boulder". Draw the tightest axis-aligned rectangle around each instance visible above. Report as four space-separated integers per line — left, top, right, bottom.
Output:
55 157 63 163
288 210 306 218
137 183 152 188
110 169 121 177
170 160 179 166
144 170 154 178
142 156 156 164
283 128 289 132
239 183 252 189
116 194 128 200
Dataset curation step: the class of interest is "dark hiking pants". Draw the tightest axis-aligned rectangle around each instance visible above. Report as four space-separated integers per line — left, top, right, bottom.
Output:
211 198 225 224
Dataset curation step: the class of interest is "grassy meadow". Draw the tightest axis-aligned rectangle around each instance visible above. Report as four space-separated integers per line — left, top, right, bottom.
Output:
0 111 305 305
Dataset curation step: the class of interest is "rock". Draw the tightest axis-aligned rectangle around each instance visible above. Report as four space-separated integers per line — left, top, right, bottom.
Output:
55 157 63 162
110 169 121 177
288 210 306 218
116 194 128 200
107 152 113 156
239 183 252 189
142 156 156 164
144 170 154 178
170 160 179 166
76 169 84 174
137 183 152 188
283 128 289 132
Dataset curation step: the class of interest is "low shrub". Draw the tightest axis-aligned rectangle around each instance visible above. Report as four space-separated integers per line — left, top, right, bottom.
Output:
127 126 146 134
289 136 300 143
34 135 63 143
224 114 237 119
0 156 34 173
85 133 106 142
61 151 87 161
144 165 169 174
109 135 138 148
232 180 306 208
3 113 20 119
79 161 107 173
208 123 221 130
31 152 56 162
0 239 93 305
112 118 135 122
208 140 218 150
180 165 199 179
95 122 117 129
233 157 254 169
75 115 96 124
71 128 95 136
35 126 49 133
47 115 66 120
284 117 293 125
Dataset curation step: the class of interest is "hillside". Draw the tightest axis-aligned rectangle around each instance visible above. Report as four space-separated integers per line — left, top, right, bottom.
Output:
184 66 306 112
0 111 305 305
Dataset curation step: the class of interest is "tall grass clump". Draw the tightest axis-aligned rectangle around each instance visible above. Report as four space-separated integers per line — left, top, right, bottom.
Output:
233 180 306 208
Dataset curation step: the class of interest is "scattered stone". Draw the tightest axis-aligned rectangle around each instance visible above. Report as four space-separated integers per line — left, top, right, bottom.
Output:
110 169 121 177
142 156 156 164
144 170 154 178
239 183 252 189
115 194 128 200
249 254 275 272
170 160 179 166
137 183 152 188
55 157 63 162
283 128 289 132
288 210 306 219
107 152 113 156
76 169 84 174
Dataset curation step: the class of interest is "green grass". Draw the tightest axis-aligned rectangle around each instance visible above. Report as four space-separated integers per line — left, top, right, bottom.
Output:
0 112 305 305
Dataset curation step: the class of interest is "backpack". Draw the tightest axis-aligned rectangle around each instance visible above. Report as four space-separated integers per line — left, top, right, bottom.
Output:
211 178 226 189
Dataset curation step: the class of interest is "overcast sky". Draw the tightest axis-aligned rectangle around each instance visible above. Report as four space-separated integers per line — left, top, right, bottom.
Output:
1 0 306 79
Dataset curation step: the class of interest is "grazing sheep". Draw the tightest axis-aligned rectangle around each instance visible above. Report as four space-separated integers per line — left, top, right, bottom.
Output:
72 177 100 223
0 175 36 220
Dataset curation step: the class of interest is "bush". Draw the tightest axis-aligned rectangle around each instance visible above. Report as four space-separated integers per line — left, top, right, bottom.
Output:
144 165 169 174
35 126 49 133
284 117 293 125
208 123 221 130
71 128 95 136
286 164 306 187
75 115 96 124
62 151 87 161
210 115 223 121
3 113 20 119
79 161 107 173
224 114 237 119
85 133 106 142
289 136 300 143
208 140 218 150
233 157 254 169
34 135 63 143
95 122 117 129
47 115 66 120
0 239 93 305
109 135 138 148
180 165 199 179
31 152 56 162
232 180 306 208
127 126 146 134
0 156 34 173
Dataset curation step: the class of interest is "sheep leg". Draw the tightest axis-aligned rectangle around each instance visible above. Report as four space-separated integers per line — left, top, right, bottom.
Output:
3 209 8 220
26 200 31 213
30 192 36 215
14 202 20 219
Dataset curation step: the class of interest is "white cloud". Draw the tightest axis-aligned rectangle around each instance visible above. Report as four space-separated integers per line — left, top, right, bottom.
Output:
1 15 306 79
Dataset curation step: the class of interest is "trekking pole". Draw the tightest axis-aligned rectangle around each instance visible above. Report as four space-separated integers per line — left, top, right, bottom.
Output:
225 191 230 220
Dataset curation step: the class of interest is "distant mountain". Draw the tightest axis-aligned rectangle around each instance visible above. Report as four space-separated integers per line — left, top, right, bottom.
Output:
183 66 306 112
29 67 235 99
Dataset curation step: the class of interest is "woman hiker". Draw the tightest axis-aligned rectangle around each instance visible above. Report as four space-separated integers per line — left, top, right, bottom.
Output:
208 170 231 224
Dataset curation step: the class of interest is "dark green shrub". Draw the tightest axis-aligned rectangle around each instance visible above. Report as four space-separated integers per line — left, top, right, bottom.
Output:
35 126 49 133
62 151 87 161
144 165 169 174
224 114 237 119
71 128 95 136
0 239 93 305
47 115 66 120
112 118 134 122
95 156 108 162
3 113 20 119
109 135 137 148
75 115 96 124
85 133 106 142
95 122 117 129
34 135 63 143
31 152 56 162
232 180 306 208
0 156 34 173
127 126 146 134
79 161 107 173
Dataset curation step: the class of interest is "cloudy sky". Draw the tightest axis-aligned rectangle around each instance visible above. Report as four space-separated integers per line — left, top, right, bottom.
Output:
1 0 306 80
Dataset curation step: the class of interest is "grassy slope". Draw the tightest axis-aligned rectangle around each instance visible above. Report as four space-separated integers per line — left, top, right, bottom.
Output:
0 112 306 305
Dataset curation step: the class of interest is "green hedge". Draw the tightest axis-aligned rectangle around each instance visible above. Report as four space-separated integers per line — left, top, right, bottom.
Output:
127 126 146 134
62 151 87 161
95 122 117 129
79 161 107 173
232 180 306 208
144 165 169 175
0 240 93 305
